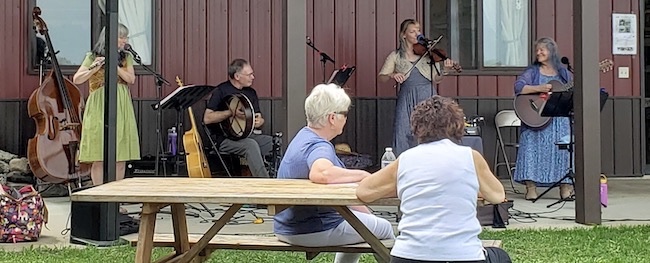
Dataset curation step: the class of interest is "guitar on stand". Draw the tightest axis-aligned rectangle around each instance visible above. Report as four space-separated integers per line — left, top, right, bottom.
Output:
513 59 613 128
176 77 211 178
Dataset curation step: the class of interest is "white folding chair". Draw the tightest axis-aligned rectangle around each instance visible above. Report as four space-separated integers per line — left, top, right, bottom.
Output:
493 110 521 193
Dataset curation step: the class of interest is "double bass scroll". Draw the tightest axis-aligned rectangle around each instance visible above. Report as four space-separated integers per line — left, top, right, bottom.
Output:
27 7 91 184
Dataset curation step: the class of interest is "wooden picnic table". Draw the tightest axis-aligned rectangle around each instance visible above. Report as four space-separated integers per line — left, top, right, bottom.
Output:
70 177 399 263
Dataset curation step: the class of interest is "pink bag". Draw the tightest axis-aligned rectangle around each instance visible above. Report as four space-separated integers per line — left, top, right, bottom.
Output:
0 185 48 243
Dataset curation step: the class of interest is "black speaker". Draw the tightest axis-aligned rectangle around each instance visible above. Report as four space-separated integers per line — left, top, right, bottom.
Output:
126 155 186 177
69 186 107 245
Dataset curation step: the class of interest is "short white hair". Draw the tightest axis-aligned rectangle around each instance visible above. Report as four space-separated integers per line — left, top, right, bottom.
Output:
305 83 351 128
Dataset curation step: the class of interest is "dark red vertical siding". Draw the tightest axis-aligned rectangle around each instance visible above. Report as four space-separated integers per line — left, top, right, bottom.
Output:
613 0 633 97
311 0 336 87
458 76 478 97
206 0 229 87
335 0 357 96
2 0 22 99
375 0 398 97
478 76 498 97
355 0 377 97
229 1 250 61
270 0 283 98
159 0 185 98
554 0 573 60
250 0 272 97
183 0 208 87
535 1 555 40
497 76 517 97
599 0 615 96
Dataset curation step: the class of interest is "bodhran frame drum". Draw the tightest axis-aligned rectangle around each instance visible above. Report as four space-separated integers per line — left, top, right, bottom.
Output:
220 93 256 140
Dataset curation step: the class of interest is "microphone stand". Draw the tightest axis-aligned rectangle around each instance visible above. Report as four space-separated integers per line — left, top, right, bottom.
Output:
306 38 335 83
132 55 171 177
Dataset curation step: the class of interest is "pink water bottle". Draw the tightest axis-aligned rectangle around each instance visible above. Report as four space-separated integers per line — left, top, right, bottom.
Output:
600 174 608 207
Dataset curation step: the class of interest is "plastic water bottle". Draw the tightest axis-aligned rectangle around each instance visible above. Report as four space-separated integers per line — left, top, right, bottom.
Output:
381 147 397 168
167 127 177 156
600 174 608 207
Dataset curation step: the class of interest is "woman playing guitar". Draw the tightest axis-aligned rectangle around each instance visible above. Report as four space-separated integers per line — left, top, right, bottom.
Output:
512 37 572 201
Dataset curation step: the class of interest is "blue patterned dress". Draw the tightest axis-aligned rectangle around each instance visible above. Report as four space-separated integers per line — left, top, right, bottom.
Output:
393 63 435 156
513 74 571 186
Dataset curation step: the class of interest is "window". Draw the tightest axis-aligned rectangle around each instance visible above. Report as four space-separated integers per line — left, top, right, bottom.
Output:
30 0 154 72
426 0 530 71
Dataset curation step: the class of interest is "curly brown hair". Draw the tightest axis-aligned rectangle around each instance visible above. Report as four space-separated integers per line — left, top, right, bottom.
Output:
410 95 465 144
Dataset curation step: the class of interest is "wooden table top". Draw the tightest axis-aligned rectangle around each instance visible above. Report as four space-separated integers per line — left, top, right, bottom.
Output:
70 177 399 206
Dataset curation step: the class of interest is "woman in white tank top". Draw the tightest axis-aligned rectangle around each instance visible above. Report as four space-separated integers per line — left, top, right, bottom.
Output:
356 96 512 263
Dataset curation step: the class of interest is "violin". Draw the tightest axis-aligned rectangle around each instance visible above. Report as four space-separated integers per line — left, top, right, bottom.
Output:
413 43 462 73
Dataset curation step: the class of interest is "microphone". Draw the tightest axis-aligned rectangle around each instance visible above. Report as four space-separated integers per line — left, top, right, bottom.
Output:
124 44 141 62
417 34 433 46
417 34 443 47
561 56 573 72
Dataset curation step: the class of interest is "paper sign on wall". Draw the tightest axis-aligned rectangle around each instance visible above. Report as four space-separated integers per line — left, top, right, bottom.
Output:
612 13 637 55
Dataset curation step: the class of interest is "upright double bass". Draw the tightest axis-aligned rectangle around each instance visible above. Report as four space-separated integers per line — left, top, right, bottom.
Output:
27 7 90 184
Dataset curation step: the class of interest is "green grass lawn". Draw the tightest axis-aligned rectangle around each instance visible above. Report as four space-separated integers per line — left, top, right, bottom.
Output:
0 225 648 263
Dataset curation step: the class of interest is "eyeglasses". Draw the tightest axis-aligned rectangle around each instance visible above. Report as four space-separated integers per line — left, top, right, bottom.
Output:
239 72 254 77
334 111 348 117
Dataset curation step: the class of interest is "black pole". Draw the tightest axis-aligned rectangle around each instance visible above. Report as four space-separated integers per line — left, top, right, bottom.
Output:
99 0 119 242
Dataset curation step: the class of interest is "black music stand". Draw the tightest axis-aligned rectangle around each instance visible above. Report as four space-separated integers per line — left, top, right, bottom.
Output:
327 65 356 87
532 88 609 208
152 85 216 176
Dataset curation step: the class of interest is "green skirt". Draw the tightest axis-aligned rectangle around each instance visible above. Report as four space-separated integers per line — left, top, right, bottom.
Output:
78 84 141 162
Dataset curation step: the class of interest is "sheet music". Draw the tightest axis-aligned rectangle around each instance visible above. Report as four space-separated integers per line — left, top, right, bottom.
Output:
159 85 193 105
152 85 216 110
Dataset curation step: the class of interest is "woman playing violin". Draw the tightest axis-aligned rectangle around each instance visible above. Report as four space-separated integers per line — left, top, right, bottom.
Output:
72 23 140 186
378 19 457 157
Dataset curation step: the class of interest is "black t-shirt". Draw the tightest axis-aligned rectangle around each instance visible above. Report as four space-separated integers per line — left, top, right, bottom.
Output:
205 80 261 144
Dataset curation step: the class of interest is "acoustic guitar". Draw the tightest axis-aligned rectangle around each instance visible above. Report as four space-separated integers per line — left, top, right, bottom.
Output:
176 76 211 178
513 59 613 128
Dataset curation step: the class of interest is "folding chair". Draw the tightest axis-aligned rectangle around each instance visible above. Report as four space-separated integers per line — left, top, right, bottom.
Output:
493 110 521 193
201 122 234 178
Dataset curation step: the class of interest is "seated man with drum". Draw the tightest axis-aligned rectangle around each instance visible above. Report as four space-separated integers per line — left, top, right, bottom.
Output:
203 58 272 178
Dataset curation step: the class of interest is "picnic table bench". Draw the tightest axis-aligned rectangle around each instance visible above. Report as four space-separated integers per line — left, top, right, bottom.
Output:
121 233 502 262
70 178 501 263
